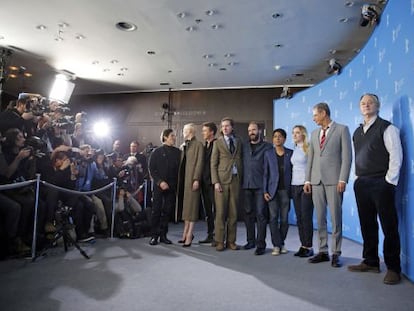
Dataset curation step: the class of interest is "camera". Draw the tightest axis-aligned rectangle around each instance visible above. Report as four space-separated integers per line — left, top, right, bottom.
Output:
360 4 379 27
24 136 46 158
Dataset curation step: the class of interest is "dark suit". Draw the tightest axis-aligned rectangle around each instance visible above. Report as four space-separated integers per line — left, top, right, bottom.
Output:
242 140 272 247
263 147 293 248
211 135 243 245
201 139 216 237
148 144 180 238
305 121 352 255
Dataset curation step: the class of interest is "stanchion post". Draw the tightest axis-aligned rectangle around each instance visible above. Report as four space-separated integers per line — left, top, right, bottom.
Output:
31 174 41 261
143 179 147 210
110 178 117 239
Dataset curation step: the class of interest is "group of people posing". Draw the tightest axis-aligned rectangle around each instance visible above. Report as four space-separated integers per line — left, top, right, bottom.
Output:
148 94 403 285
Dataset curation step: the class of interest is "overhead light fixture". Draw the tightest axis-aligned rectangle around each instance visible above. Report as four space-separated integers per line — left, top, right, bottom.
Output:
75 34 86 40
205 10 216 16
49 73 76 104
103 68 110 72
274 43 284 48
185 26 197 32
274 65 281 70
227 62 238 66
120 67 128 71
360 4 379 27
208 63 217 67
219 67 227 71
211 24 221 30
160 82 170 86
272 13 283 19
115 21 137 32
203 54 212 59
224 53 234 58
36 25 47 30
327 58 342 75
339 17 349 23
182 81 192 85
177 12 187 18
147 51 156 55
92 60 99 65
24 72 32 77
9 66 19 71
110 59 119 64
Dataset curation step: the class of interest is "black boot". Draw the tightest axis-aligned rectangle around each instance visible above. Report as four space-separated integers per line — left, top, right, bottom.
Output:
159 235 172 244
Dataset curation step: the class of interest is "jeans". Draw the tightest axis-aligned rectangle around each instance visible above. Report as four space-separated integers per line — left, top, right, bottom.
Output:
268 190 290 247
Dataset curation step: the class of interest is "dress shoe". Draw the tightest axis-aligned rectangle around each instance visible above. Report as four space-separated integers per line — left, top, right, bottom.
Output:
227 242 240 250
178 234 194 244
294 247 306 257
348 262 380 273
308 252 330 263
183 242 192 248
199 236 214 244
331 254 342 268
383 270 401 285
149 237 158 245
242 242 255 250
159 236 172 244
254 248 265 256
216 242 225 251
299 248 314 258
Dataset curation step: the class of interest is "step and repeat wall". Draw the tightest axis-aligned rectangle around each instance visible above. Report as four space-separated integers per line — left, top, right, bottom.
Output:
274 0 414 280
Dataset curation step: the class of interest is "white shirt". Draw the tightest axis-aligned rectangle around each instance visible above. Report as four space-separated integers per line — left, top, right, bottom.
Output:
361 116 403 185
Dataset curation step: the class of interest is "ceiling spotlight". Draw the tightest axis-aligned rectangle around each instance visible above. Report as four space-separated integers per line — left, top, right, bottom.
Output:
205 10 216 16
186 26 197 32
9 66 18 71
147 51 156 55
116 21 137 32
110 59 119 64
360 4 379 27
274 65 281 70
23 72 32 77
195 19 203 24
272 13 283 19
120 67 128 71
117 73 124 76
219 67 227 71
103 68 110 72
92 60 99 65
58 22 69 28
345 1 354 7
208 63 217 67
203 54 212 59
280 86 293 99
177 12 187 18
36 25 47 30
211 24 221 30
339 17 349 23
224 53 234 58
160 82 170 86
274 43 284 48
227 62 238 66
75 34 86 40
327 58 342 75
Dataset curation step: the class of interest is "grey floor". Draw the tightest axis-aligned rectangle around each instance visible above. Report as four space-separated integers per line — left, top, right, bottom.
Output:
0 222 413 311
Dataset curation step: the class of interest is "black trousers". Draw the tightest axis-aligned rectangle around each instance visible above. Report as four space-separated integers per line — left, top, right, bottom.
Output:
354 176 401 273
150 187 176 238
201 181 215 236
291 185 314 248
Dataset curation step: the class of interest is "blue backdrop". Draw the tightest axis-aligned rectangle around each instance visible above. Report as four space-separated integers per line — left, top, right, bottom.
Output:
274 0 414 281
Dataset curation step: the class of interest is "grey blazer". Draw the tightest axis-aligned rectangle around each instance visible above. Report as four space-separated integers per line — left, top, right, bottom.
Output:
305 121 352 185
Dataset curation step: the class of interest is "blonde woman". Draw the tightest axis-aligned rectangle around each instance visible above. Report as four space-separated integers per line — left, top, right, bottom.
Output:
291 125 314 257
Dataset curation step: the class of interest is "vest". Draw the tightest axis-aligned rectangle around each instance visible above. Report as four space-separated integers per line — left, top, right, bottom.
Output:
353 117 390 178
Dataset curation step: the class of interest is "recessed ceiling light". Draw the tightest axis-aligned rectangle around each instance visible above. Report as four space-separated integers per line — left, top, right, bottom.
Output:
116 21 137 32
177 12 187 18
120 67 128 71
110 59 119 64
274 65 281 70
203 54 212 59
182 81 192 85
272 13 283 19
345 1 354 7
205 10 216 16
160 82 170 86
293 73 304 77
58 22 69 28
75 34 86 40
195 19 203 24
9 66 18 71
24 72 32 77
8 74 17 78
103 68 110 72
92 60 99 65
211 24 221 30
186 26 197 32
227 62 238 66
117 73 124 76
147 51 156 55
168 70 173 73
339 18 349 23
224 53 234 58
55 37 63 42
274 43 284 48
36 25 47 30
208 63 217 67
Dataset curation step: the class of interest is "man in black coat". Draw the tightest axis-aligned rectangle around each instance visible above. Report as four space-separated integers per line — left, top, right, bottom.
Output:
148 129 180 245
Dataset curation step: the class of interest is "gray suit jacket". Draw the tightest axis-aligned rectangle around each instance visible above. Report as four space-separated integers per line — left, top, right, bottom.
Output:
305 121 352 185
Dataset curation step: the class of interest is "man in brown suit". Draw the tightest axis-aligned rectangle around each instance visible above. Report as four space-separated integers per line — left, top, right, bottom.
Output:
211 117 243 251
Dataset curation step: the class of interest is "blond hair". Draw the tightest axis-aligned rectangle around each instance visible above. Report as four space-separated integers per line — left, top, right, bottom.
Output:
293 125 309 154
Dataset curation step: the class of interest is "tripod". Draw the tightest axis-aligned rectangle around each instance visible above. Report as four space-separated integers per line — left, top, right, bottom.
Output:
38 204 90 260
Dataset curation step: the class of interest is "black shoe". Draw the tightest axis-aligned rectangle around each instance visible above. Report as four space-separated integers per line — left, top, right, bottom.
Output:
183 242 192 248
149 237 158 245
294 247 306 257
331 254 342 268
199 236 213 244
243 242 255 250
254 248 266 256
160 236 172 244
299 248 314 258
308 252 330 263
179 234 194 244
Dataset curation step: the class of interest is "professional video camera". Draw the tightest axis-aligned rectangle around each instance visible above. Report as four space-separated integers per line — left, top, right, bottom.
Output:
52 115 75 130
24 136 46 158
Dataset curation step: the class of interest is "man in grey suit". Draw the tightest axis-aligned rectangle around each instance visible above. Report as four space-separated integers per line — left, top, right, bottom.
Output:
211 117 243 251
304 103 352 268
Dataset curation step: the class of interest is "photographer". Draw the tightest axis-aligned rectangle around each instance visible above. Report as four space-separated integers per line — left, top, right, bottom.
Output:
0 96 32 137
0 128 46 245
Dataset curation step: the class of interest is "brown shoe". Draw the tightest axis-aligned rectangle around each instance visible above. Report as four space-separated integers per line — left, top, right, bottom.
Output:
348 262 380 273
227 242 240 250
383 270 401 285
215 242 224 251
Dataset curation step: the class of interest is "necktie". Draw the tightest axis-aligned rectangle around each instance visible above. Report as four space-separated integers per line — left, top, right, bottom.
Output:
229 137 235 154
320 128 327 149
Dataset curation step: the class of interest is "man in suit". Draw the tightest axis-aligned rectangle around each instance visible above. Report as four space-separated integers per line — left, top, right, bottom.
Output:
348 94 403 285
128 140 148 186
148 129 181 245
199 122 217 244
304 102 352 268
211 117 243 251
242 121 272 254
